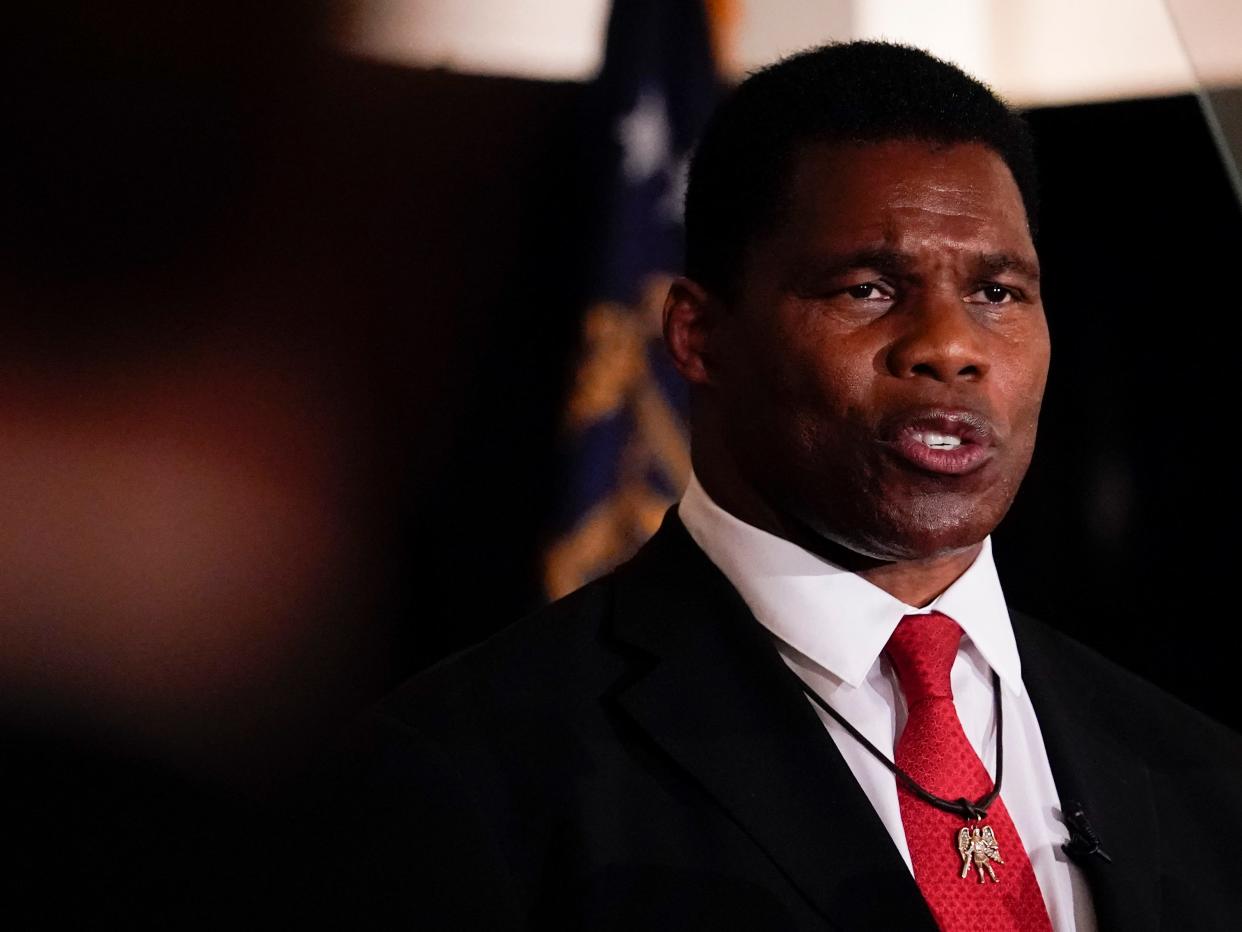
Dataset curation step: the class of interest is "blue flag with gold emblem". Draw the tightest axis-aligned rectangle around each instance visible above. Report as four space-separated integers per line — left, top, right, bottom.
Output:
543 0 727 599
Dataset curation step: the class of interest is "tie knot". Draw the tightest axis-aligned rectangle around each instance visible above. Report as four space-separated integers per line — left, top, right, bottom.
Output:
884 611 963 704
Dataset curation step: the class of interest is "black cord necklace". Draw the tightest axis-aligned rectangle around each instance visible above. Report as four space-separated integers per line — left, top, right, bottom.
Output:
802 670 1004 822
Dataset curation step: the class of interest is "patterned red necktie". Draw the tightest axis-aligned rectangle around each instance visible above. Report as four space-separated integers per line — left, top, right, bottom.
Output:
885 612 1053 931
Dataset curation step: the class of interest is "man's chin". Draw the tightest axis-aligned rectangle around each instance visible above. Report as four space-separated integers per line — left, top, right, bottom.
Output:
802 508 999 567
858 528 990 564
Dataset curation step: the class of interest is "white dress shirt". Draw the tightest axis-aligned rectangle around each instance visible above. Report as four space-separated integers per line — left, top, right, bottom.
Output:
678 471 1096 931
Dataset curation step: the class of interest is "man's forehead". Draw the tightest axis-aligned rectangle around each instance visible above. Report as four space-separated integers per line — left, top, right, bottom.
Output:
774 138 1034 254
787 138 1023 209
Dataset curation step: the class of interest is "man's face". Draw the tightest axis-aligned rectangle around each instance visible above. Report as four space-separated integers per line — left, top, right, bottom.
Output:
712 139 1049 561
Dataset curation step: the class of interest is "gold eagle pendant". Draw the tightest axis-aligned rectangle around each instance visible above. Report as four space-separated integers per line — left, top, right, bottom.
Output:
957 823 1005 883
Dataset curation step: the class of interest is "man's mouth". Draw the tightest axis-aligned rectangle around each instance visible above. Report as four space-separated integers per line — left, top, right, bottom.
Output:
910 429 964 451
881 409 996 476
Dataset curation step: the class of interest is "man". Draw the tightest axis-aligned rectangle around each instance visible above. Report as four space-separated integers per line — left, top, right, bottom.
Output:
353 42 1242 930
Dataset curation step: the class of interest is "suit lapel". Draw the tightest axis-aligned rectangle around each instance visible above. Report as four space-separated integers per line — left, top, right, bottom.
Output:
609 511 936 931
1013 612 1161 931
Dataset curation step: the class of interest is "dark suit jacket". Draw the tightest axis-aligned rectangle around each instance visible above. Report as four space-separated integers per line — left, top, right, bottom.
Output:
350 510 1242 930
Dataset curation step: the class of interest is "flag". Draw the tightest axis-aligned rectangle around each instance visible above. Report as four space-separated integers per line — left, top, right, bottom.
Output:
543 0 730 600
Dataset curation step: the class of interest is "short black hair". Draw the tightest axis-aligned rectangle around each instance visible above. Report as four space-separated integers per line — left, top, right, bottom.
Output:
684 41 1039 297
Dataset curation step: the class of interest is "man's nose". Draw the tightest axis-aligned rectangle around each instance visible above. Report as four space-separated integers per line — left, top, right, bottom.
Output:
885 291 989 384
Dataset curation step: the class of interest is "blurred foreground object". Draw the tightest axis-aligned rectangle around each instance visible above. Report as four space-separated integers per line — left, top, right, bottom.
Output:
0 3 481 919
0 2 469 786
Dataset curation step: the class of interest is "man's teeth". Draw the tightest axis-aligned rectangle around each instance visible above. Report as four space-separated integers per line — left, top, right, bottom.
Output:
913 431 962 450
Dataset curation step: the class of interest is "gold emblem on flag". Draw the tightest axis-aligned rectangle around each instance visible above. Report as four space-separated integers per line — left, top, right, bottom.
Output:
543 275 691 600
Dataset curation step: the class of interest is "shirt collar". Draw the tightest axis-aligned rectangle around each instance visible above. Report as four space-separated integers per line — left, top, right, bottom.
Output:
677 471 1024 696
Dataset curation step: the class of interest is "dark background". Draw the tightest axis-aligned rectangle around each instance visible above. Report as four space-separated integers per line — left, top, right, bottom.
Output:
2 6 1239 923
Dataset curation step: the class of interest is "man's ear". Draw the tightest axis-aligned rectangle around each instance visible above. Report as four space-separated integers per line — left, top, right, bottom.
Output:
663 277 722 387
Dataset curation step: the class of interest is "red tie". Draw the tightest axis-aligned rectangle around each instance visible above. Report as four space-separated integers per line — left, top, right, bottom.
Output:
886 612 1053 931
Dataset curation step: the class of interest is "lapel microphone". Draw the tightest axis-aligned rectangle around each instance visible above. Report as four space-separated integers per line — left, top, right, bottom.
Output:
1061 800 1112 865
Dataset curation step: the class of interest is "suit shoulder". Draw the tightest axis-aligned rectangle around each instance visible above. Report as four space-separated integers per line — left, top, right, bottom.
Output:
1013 610 1242 764
377 575 622 741
353 575 632 889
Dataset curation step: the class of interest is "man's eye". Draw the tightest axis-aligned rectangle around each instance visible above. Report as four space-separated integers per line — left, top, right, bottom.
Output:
968 284 1016 305
845 283 890 300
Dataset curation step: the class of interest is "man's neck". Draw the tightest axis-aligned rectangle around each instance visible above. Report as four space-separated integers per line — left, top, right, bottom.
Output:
692 462 983 608
852 548 983 608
